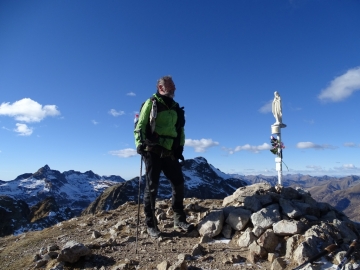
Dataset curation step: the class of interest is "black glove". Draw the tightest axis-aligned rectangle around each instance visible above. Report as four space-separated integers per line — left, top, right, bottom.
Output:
137 144 145 155
175 146 184 161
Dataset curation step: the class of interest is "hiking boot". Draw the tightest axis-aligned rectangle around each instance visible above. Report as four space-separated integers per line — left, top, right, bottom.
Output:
147 226 161 238
174 221 195 232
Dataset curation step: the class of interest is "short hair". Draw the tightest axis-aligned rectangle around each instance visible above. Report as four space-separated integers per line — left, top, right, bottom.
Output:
157 75 173 89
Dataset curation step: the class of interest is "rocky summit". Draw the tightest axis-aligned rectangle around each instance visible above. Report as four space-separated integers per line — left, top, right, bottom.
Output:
1 182 360 270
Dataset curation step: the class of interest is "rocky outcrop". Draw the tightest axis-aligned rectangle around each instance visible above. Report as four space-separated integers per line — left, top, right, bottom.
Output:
0 195 76 237
29 196 65 222
196 183 360 268
28 196 74 231
81 181 139 215
57 240 92 263
0 196 30 237
240 174 360 222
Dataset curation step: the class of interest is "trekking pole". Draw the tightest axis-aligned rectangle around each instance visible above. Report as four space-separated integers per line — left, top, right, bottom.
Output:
336 239 358 270
292 243 339 270
135 155 143 254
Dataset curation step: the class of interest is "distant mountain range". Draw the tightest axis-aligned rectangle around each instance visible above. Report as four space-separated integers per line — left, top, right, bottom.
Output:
1 157 360 237
0 165 125 236
0 164 125 215
0 157 247 236
232 173 359 188
82 157 248 215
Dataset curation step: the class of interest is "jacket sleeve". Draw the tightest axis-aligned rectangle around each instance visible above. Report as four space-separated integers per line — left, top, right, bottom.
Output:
134 99 152 147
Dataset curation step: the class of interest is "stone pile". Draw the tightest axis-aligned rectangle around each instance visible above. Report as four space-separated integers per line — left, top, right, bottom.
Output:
195 182 360 269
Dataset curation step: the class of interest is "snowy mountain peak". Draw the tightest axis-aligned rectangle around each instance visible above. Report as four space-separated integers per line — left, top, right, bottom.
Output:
193 157 208 164
33 165 53 179
0 166 126 216
39 164 51 172
84 170 97 179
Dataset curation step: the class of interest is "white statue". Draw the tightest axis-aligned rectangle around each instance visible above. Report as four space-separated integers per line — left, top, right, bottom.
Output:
272 91 286 127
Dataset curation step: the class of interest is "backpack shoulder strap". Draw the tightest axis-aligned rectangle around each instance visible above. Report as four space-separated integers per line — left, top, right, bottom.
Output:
175 104 185 128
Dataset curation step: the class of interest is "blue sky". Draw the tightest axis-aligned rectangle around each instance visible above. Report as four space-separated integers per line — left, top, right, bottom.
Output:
1 0 360 181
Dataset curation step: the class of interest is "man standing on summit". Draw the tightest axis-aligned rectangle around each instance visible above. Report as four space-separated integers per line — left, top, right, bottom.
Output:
134 75 194 238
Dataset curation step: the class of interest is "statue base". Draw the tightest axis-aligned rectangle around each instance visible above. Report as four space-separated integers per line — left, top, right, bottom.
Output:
271 123 287 134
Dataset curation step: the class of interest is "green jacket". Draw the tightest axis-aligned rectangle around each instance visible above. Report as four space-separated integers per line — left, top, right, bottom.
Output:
134 94 185 151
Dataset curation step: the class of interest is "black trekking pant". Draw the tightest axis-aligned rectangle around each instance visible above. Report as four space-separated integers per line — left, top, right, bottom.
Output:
143 151 186 227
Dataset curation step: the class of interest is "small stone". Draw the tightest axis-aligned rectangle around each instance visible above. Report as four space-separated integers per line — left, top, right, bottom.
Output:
178 253 192 261
48 251 59 259
199 235 212 243
92 230 101 239
268 252 279 263
47 244 60 252
35 259 47 268
42 254 51 261
191 244 205 257
271 257 287 270
157 212 167 221
167 208 174 216
157 260 170 270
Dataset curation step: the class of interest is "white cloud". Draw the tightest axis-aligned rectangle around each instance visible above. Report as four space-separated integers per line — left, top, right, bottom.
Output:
14 123 33 136
185 138 219 153
109 109 125 117
231 143 272 154
306 165 323 171
318 66 360 102
296 142 337 150
0 98 60 122
109 148 137 158
333 164 360 172
92 120 99 125
258 100 272 113
344 142 360 148
127 92 136 96
343 164 357 169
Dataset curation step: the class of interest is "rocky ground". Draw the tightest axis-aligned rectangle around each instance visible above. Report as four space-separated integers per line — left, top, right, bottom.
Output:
1 183 360 270
0 198 271 270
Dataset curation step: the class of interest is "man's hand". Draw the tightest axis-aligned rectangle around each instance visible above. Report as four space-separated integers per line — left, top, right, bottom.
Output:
175 146 184 161
137 144 145 155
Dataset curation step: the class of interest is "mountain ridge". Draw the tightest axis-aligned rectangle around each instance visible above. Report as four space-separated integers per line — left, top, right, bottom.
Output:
1 158 360 237
0 157 247 236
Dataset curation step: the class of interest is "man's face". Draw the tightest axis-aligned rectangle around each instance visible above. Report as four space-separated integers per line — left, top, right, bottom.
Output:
160 79 176 97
